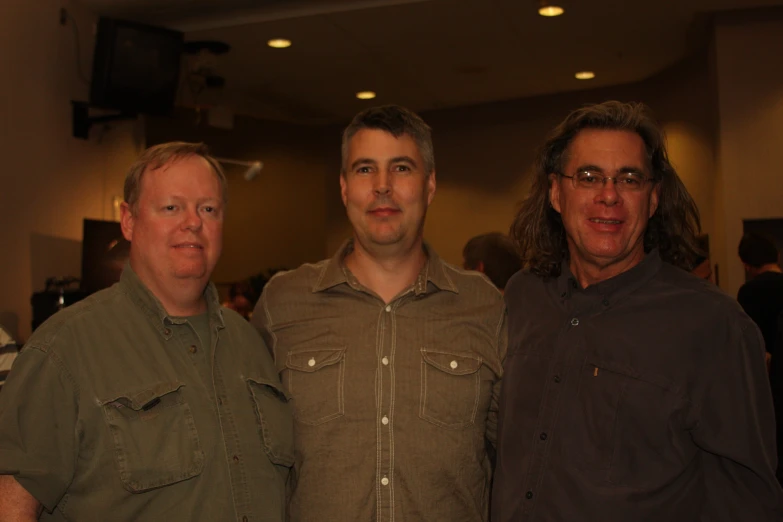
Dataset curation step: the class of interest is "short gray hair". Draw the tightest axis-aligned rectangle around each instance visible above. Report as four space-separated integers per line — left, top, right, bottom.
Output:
341 105 435 174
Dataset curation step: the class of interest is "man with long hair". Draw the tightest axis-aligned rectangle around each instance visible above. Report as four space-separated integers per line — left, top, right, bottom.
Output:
492 101 781 521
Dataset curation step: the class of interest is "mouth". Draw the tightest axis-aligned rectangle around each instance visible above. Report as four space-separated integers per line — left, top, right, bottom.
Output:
172 243 204 250
589 218 622 225
368 207 401 217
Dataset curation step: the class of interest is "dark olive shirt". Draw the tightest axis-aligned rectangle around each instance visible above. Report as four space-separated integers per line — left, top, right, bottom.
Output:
0 267 293 521
492 251 783 521
253 241 506 522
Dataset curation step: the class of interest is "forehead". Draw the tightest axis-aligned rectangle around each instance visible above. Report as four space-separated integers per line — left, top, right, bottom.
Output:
140 155 221 196
347 128 422 160
565 129 647 168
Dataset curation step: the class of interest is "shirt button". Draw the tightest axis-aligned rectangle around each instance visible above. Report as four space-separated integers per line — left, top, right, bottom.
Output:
308 357 316 367
554 375 561 383
382 356 389 366
163 328 171 335
602 298 610 306
381 476 389 486
232 455 239 463
450 360 458 369
385 305 392 312
242 517 248 522
526 491 533 500
570 318 579 326
540 432 548 441
189 345 197 354
382 416 389 425
217 397 223 406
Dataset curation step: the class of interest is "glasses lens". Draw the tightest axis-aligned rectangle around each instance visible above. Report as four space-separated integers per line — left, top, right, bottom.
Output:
575 171 602 188
617 173 645 191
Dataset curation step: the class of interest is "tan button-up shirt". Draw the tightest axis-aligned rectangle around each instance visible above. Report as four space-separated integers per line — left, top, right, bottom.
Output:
254 241 507 522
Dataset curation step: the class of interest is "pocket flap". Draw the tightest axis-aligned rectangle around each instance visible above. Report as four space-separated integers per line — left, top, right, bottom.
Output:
287 348 345 372
421 349 482 375
99 381 184 410
246 376 291 401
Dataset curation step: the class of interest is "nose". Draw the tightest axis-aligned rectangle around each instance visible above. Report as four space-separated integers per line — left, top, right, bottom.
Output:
182 206 203 230
595 178 621 206
373 170 391 196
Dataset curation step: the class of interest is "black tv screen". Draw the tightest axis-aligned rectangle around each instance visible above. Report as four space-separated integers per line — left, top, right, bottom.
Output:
90 18 183 114
81 219 131 295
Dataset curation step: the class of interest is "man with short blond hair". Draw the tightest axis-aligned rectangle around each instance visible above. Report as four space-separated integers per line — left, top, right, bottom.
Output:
0 142 292 522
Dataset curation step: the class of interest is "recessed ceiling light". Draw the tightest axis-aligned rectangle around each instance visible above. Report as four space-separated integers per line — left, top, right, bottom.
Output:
538 3 564 17
267 38 291 49
356 91 376 100
575 71 595 80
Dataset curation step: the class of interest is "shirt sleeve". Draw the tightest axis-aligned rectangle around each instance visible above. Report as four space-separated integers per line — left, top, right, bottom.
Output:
0 345 78 511
486 307 507 450
690 310 783 521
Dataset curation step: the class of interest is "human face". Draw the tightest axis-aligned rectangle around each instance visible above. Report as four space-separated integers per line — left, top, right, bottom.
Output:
340 128 436 255
549 129 659 282
121 155 224 297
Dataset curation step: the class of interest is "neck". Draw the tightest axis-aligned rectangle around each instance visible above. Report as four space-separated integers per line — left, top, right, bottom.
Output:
755 263 782 276
132 264 209 317
569 247 646 289
344 237 427 304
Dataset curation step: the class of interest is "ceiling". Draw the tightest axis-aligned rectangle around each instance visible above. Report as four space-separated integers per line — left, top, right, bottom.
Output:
77 0 783 124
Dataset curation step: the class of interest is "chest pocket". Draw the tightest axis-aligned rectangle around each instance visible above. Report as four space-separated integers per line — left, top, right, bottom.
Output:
559 359 687 486
285 348 345 425
247 377 295 467
99 382 205 492
420 349 483 429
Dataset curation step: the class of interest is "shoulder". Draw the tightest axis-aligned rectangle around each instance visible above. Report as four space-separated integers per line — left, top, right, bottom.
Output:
439 260 503 305
653 263 754 329
262 260 329 299
23 285 126 355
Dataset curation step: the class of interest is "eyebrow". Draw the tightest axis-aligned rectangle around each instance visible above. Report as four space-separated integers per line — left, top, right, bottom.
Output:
575 164 646 175
349 156 418 171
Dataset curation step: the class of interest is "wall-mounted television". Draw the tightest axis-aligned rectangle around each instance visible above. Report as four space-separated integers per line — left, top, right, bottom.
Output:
90 17 184 114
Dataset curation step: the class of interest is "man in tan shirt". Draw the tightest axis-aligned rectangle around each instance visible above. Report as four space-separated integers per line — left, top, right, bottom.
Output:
253 105 506 521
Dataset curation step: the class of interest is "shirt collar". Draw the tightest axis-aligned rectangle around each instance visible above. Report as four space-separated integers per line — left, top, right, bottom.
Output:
312 239 459 295
555 249 662 307
119 264 225 339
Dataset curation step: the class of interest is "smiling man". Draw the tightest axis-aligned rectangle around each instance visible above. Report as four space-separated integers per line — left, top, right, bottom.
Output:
0 142 292 522
491 101 783 521
253 105 505 521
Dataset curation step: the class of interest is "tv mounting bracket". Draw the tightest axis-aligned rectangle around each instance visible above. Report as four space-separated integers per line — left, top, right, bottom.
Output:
71 101 137 140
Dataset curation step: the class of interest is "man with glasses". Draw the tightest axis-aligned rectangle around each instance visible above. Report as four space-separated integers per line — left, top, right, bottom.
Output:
492 101 782 521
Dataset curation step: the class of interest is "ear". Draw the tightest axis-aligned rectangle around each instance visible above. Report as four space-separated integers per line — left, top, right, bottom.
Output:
120 202 135 242
548 174 562 214
339 173 348 207
476 260 485 274
648 183 661 218
426 170 437 205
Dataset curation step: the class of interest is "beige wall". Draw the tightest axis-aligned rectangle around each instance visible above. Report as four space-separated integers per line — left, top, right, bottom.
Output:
327 51 719 267
0 0 142 341
146 111 340 283
714 10 783 297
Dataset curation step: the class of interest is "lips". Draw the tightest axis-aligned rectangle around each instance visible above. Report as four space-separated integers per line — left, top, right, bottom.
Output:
172 242 204 250
368 206 401 217
589 218 622 225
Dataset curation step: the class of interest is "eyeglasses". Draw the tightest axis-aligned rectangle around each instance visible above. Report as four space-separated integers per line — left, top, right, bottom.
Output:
559 170 655 192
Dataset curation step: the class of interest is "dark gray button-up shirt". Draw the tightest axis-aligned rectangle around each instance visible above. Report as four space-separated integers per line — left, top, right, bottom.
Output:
493 251 783 521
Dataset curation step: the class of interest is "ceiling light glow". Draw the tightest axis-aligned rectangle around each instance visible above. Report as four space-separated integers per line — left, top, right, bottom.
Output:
538 4 564 17
575 71 596 80
267 38 292 49
356 91 376 100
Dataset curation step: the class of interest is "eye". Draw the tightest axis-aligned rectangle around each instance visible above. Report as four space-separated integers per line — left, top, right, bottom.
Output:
393 164 411 172
620 174 643 186
356 166 372 174
163 205 177 211
577 171 600 184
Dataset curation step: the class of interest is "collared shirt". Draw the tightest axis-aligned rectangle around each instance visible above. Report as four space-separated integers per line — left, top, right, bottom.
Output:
492 250 783 521
0 266 293 522
254 241 507 522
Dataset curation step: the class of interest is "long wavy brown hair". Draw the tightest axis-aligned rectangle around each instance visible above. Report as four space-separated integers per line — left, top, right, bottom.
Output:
510 101 702 277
